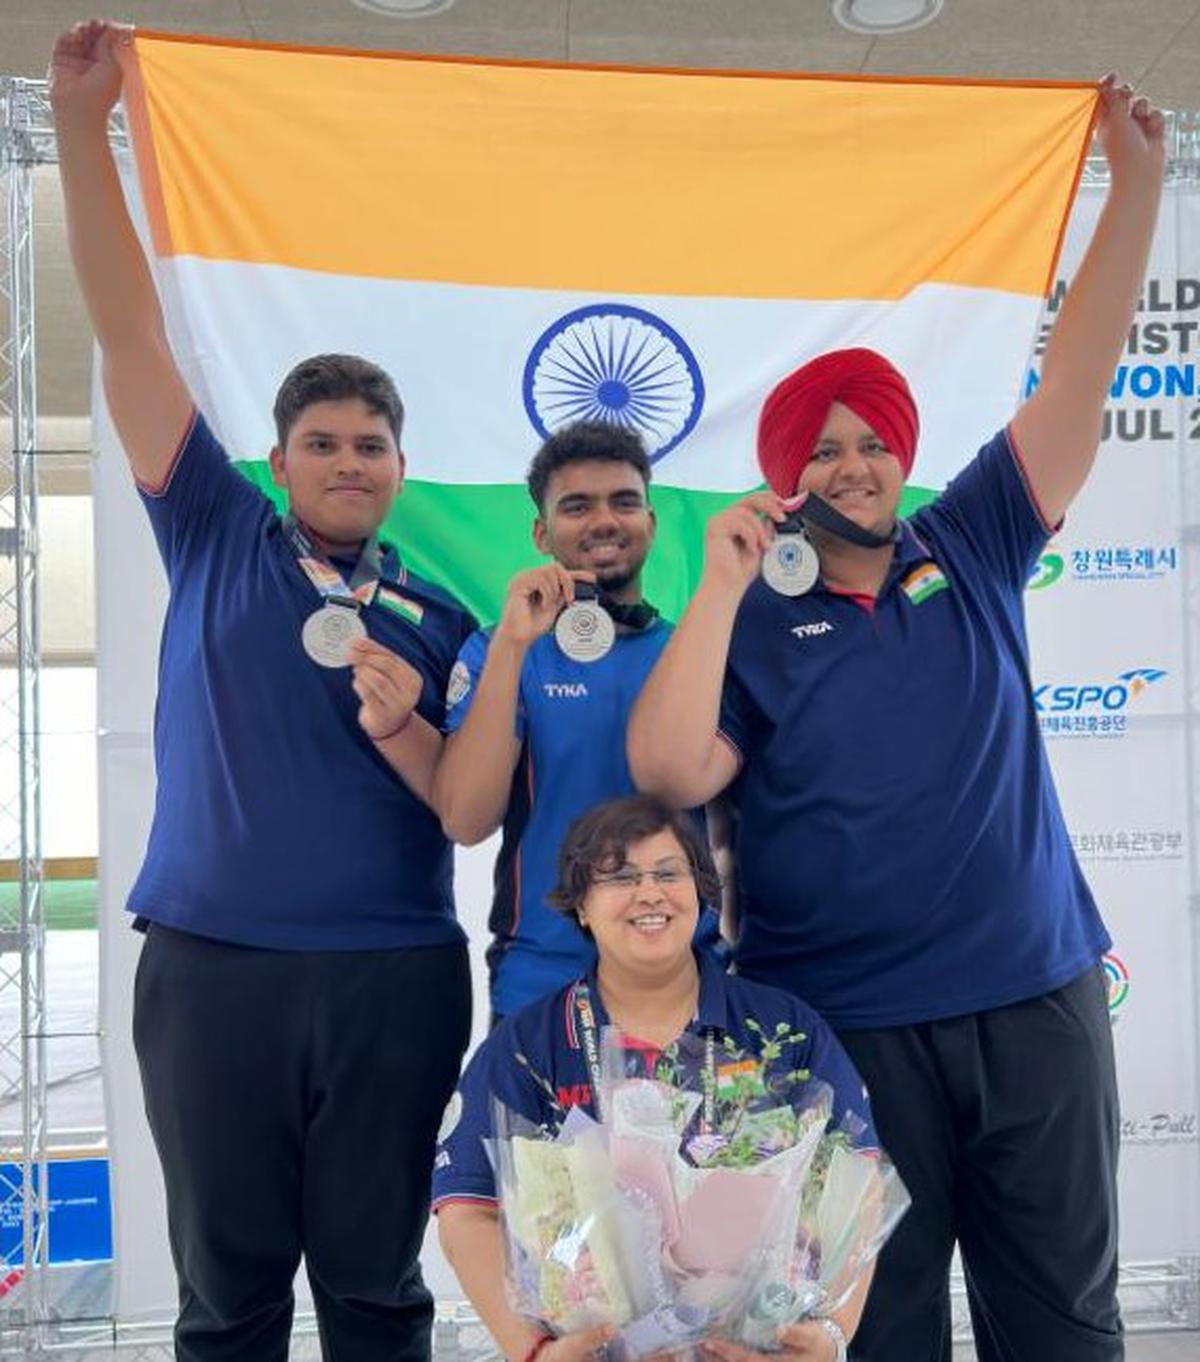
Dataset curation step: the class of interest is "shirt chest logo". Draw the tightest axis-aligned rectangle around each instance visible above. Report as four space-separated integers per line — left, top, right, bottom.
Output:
375 585 425 626
543 682 589 699
790 620 835 640
900 562 949 605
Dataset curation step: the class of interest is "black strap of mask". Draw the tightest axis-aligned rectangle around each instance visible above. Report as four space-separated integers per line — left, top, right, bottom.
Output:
787 492 901 551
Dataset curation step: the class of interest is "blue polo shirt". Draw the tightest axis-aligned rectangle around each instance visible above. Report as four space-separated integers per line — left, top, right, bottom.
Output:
719 427 1109 1029
447 622 721 1016
431 949 875 1210
129 410 477 951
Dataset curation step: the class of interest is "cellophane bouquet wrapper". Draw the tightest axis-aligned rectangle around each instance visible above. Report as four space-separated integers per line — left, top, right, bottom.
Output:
489 1023 909 1356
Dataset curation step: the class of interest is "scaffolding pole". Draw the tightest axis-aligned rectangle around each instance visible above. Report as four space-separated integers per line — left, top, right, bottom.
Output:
0 74 49 1348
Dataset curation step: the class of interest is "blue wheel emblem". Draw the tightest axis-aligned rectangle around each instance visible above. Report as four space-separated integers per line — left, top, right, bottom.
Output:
522 303 705 462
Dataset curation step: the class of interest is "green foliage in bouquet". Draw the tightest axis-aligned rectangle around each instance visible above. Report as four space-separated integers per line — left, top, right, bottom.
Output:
668 1017 816 1170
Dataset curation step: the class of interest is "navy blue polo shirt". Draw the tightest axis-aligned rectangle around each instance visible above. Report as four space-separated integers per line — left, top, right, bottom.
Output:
128 410 477 950
431 949 875 1210
719 427 1109 1029
447 623 722 1016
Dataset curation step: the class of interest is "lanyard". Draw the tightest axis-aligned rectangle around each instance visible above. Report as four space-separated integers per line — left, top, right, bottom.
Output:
573 983 717 1131
283 514 383 611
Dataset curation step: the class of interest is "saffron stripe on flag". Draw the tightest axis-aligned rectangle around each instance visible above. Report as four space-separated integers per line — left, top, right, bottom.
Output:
121 33 1096 301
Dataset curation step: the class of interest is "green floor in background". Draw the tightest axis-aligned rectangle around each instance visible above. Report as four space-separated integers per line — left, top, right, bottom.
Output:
0 879 98 931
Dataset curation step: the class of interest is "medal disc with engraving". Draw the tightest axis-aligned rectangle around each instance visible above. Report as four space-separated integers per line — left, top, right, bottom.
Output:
762 530 820 597
555 599 616 663
301 602 367 668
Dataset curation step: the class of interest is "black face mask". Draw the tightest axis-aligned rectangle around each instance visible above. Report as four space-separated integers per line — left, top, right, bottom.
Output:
783 491 901 549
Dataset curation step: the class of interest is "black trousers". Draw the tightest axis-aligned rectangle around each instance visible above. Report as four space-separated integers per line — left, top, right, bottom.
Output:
134 924 472 1362
836 966 1122 1362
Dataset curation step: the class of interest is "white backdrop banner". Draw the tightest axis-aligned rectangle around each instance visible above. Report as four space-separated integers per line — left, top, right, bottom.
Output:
1024 184 1200 1260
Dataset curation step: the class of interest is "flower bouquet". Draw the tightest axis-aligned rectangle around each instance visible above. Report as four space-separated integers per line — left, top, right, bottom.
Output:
489 1019 908 1357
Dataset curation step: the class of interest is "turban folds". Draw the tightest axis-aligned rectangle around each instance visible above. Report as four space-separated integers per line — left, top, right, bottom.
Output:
756 348 919 497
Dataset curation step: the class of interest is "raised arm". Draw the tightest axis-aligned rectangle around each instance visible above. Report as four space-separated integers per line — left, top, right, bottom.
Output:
1011 75 1165 526
434 564 579 845
627 492 785 807
50 19 192 487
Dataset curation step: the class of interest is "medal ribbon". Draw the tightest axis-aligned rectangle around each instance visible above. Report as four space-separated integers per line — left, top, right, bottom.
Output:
571 581 659 632
283 514 383 610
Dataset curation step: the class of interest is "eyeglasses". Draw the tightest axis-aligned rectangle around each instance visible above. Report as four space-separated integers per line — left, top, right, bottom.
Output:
591 862 693 893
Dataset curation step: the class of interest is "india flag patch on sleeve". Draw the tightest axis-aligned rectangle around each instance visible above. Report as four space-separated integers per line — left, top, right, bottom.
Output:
900 562 949 605
375 586 424 626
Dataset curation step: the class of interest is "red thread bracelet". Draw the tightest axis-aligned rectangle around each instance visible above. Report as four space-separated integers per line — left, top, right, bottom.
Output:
372 711 414 744
521 1334 553 1362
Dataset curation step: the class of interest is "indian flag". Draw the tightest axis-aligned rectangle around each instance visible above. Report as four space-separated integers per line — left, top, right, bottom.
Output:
900 562 950 605
118 32 1096 622
375 585 425 627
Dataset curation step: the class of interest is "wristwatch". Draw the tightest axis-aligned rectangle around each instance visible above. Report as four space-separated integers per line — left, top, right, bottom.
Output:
814 1316 848 1362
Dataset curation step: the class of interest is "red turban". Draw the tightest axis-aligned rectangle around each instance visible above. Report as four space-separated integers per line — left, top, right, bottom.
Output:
756 348 920 497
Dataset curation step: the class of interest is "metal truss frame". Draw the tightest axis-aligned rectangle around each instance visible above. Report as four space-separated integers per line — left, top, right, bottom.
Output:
0 75 1197 1357
0 72 50 1352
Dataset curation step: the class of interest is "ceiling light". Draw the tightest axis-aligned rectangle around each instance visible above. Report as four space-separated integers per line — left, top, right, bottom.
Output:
351 0 457 17
833 0 944 35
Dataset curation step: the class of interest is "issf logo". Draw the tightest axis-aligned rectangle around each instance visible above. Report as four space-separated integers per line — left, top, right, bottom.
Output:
1103 953 1130 1015
1033 668 1167 713
1027 549 1064 591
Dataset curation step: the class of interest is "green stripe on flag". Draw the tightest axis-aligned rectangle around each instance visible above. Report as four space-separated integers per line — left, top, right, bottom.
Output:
235 462 936 624
376 589 424 626
906 578 949 605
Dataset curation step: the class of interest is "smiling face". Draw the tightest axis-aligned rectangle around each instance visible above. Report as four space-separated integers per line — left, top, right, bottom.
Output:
268 397 404 550
577 827 699 982
533 459 655 598
796 401 905 536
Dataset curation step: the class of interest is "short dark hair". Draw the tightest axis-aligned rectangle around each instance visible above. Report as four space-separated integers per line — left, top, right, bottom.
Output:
526 421 652 513
548 795 721 934
273 354 405 448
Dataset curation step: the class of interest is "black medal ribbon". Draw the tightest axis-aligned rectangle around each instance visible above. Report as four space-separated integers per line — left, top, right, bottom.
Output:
571 580 659 631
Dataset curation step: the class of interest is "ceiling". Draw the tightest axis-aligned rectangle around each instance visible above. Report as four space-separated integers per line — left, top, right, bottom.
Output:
6 0 1200 425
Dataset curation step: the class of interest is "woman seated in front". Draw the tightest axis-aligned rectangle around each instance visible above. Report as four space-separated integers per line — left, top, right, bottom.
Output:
433 794 878 1362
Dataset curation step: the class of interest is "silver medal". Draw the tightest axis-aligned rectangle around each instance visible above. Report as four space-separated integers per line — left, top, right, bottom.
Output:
762 530 820 597
555 599 616 663
301 602 367 668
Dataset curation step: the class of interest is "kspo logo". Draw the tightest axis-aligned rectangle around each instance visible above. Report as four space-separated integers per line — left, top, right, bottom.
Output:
1033 667 1167 713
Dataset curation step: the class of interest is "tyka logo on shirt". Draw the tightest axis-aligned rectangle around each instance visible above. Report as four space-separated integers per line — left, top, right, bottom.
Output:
543 682 589 699
791 621 835 641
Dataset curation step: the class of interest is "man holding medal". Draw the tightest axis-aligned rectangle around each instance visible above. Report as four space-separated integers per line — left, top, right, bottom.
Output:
434 420 718 1021
628 78 1164 1362
53 20 475 1362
